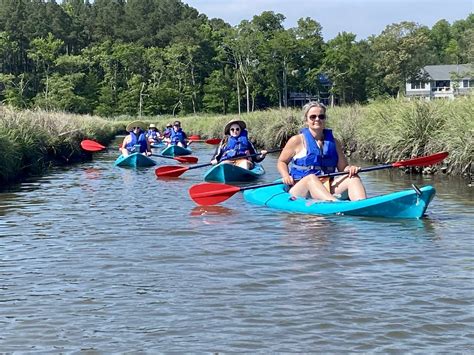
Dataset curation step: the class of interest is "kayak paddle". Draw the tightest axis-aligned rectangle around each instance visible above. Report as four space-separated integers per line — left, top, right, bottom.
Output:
80 139 199 163
188 138 222 145
155 148 282 178
189 151 449 205
81 139 106 152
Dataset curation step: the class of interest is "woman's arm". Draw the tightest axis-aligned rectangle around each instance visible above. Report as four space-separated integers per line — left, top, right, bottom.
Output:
277 135 301 185
335 139 359 177
120 136 130 153
211 144 224 164
248 141 266 163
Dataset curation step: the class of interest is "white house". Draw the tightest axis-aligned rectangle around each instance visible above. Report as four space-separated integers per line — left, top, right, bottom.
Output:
406 64 473 100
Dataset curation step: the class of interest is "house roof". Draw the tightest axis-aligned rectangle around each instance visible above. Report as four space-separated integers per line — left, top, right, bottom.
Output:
423 64 472 80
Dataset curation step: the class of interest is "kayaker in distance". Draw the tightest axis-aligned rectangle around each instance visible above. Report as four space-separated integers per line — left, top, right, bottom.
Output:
277 102 367 201
211 119 268 170
119 120 152 157
162 123 173 144
146 123 162 144
169 120 189 148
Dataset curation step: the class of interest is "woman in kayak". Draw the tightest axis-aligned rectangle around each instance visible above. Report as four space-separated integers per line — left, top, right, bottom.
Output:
162 123 173 143
146 123 162 144
120 120 152 157
169 120 189 148
211 119 267 170
277 102 366 201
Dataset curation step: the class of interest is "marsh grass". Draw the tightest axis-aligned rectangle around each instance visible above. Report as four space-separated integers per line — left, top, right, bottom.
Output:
1 94 472 186
0 106 116 184
174 96 472 179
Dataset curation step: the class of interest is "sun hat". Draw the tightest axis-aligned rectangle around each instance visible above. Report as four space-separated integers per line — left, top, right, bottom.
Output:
166 123 172 128
126 120 146 132
149 123 157 129
224 119 246 135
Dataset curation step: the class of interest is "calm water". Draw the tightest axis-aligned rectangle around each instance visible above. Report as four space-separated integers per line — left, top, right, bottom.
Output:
1 139 473 352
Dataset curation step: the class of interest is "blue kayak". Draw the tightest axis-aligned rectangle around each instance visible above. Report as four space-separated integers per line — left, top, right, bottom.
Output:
204 162 265 183
243 183 436 219
114 153 156 167
161 145 192 157
150 142 165 149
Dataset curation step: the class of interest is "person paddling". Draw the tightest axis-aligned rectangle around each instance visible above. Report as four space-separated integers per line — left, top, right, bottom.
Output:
162 123 173 143
277 102 366 201
120 120 152 157
169 120 189 148
146 123 162 144
211 119 267 170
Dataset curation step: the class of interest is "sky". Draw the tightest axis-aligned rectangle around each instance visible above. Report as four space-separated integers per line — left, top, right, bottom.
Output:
183 0 473 41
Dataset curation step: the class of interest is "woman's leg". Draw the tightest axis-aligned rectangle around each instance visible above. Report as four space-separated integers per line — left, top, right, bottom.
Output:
289 174 337 201
332 175 367 201
234 158 253 170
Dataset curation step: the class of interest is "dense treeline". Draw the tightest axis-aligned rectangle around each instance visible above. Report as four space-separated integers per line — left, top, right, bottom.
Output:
0 0 472 116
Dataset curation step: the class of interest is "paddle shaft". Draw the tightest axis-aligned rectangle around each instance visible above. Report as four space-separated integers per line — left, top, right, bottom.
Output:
185 148 282 171
238 161 436 192
188 151 448 205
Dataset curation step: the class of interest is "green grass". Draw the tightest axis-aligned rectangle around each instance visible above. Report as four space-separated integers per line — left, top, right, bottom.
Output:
1 94 472 186
0 106 117 184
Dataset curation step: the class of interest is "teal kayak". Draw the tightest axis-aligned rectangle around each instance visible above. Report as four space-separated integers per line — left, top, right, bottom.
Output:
243 183 436 219
204 163 265 183
150 142 165 149
114 153 156 167
161 145 192 157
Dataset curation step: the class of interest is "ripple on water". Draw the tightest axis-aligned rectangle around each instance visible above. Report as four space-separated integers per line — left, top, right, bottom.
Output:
0 146 473 351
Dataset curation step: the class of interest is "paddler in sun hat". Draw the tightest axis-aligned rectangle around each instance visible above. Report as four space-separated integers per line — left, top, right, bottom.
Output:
211 119 267 170
120 120 152 157
146 123 162 144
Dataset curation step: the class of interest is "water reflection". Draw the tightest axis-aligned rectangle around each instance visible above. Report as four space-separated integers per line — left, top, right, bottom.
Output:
190 205 234 217
83 167 102 180
0 142 472 352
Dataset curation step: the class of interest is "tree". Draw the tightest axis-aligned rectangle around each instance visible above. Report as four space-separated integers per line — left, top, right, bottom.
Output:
320 32 367 105
292 17 325 94
429 19 452 64
371 22 431 96
28 33 64 109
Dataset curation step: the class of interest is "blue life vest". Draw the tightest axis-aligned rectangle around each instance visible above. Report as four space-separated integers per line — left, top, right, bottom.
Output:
220 129 251 161
170 128 187 147
125 131 147 153
290 128 338 180
147 129 160 141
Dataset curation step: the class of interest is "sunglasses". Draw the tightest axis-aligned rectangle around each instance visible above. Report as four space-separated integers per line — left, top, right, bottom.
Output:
230 127 241 132
308 114 326 121
132 126 141 129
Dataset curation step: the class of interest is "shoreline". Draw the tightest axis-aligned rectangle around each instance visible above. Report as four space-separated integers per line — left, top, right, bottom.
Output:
1 97 472 188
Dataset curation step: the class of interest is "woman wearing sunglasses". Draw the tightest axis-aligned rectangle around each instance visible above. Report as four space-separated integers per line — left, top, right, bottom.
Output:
277 102 366 201
120 120 152 157
211 119 267 169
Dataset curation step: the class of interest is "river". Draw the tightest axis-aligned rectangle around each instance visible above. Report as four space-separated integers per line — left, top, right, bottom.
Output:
0 138 472 352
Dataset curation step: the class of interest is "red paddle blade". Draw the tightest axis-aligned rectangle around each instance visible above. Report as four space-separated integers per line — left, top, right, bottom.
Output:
81 139 106 152
189 183 241 206
174 156 198 164
392 152 448 168
155 165 189 178
189 135 201 141
205 138 221 145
